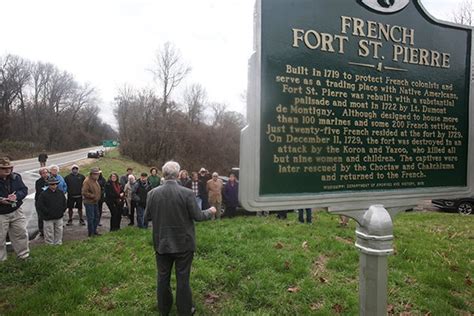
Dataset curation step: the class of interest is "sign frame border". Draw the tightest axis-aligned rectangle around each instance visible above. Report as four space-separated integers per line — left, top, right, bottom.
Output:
239 0 474 212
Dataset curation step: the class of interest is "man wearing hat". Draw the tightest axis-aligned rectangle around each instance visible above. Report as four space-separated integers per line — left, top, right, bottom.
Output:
0 157 29 261
36 176 67 245
81 168 102 237
64 164 86 226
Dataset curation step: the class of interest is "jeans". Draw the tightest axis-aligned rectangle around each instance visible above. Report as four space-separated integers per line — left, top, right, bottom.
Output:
84 203 99 236
298 208 312 223
156 251 194 316
136 205 147 228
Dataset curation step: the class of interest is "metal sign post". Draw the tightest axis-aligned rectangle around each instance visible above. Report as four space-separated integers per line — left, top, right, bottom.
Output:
331 205 404 316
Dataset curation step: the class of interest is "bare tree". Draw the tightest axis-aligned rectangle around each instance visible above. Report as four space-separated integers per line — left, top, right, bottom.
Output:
183 83 207 124
209 102 228 127
453 0 473 25
69 83 97 124
0 55 31 138
0 53 115 157
150 42 191 114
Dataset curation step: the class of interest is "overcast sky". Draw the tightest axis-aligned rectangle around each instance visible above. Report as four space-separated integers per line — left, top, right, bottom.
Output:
0 0 466 127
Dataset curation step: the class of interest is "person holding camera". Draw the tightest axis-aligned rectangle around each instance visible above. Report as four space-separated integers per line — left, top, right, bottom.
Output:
0 157 29 261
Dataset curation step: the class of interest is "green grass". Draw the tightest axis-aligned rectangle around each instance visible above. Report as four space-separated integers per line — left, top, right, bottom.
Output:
0 211 472 315
60 149 155 179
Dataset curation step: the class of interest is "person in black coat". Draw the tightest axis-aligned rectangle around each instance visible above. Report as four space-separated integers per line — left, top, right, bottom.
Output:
35 167 49 236
132 172 151 228
145 161 217 316
105 173 124 231
38 152 48 167
64 165 86 226
37 177 67 245
223 173 239 218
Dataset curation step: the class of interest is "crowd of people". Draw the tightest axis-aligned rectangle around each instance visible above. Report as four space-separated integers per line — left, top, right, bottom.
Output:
1 156 342 315
0 157 242 262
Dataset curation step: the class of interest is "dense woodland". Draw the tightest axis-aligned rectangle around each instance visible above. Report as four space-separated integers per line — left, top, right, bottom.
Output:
115 42 245 174
0 54 116 159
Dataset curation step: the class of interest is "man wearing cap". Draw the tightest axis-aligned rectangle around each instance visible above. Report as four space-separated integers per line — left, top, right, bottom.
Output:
37 177 67 245
0 157 29 261
64 164 86 226
81 168 102 237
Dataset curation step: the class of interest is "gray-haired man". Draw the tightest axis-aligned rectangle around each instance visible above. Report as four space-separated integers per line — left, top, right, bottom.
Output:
145 161 217 315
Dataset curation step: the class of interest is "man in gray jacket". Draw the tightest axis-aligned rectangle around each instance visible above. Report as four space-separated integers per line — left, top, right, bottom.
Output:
145 161 216 316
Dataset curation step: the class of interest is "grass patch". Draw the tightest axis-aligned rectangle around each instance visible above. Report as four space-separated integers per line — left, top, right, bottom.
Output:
60 149 155 178
0 211 472 315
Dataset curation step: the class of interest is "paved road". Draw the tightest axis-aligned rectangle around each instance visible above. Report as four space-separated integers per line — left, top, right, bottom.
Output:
11 146 101 238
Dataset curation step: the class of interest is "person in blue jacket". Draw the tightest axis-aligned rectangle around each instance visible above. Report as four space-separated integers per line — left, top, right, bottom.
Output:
49 165 67 193
0 157 29 262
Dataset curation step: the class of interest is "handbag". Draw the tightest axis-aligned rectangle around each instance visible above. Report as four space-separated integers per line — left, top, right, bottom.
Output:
122 204 129 216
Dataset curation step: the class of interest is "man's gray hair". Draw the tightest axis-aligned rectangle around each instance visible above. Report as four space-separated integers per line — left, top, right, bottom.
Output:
162 161 180 180
49 164 59 171
38 167 48 174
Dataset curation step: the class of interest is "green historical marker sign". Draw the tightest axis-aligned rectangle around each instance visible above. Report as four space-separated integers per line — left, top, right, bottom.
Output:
103 140 119 148
239 0 474 212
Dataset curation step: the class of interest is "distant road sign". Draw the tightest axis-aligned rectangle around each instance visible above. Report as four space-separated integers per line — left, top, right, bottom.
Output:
103 140 119 148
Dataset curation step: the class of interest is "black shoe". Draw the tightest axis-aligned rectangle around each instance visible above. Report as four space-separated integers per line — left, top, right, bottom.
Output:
94 232 102 236
66 219 73 226
79 219 86 226
98 223 103 227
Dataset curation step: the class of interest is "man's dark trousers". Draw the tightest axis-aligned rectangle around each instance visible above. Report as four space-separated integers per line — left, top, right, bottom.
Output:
156 251 194 316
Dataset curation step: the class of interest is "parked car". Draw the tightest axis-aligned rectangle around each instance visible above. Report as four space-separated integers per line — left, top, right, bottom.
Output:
431 198 473 215
87 150 100 158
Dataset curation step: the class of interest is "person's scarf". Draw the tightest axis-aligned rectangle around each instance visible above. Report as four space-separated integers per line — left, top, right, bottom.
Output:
112 181 121 199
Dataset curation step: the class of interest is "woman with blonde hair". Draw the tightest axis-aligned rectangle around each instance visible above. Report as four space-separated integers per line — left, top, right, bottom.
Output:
178 170 189 186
